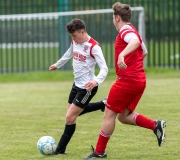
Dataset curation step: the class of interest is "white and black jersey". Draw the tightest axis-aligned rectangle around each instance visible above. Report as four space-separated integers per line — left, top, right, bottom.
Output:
54 37 108 89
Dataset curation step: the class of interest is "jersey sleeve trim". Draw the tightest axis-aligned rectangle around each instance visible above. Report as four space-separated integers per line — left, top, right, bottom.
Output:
88 38 100 59
120 28 142 44
121 30 135 41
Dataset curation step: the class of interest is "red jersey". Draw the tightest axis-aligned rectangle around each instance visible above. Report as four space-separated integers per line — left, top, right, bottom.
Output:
115 24 146 82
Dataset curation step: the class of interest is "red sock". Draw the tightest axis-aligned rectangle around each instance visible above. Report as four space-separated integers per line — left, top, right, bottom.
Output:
134 114 156 130
95 130 110 154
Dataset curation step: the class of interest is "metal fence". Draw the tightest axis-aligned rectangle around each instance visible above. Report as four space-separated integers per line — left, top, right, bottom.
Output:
0 0 180 73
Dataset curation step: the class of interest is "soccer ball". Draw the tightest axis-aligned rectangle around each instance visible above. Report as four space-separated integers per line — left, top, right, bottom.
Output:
37 136 57 155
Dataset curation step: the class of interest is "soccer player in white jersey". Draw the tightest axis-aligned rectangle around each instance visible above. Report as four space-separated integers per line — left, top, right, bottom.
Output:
49 18 108 154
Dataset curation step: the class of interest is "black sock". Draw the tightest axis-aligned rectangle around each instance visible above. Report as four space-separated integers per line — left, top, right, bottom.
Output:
79 102 105 116
55 124 76 153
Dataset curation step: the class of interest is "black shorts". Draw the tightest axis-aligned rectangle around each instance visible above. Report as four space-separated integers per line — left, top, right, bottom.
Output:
68 83 98 109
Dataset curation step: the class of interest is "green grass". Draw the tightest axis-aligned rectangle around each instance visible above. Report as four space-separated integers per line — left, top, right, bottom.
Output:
0 71 180 160
0 68 180 83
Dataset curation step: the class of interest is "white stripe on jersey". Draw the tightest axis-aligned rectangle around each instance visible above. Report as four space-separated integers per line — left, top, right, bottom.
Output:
120 29 134 39
120 25 148 55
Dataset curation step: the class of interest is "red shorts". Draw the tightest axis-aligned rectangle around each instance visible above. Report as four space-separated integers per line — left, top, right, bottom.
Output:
106 79 146 113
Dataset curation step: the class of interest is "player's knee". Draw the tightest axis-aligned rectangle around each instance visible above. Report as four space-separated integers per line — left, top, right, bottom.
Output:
117 115 126 124
65 114 76 124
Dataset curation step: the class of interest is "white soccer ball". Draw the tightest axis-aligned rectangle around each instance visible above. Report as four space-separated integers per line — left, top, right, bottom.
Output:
37 136 57 155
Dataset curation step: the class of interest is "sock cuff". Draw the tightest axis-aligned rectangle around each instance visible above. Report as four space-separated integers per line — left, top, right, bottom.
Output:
99 130 111 138
133 113 139 125
66 123 76 127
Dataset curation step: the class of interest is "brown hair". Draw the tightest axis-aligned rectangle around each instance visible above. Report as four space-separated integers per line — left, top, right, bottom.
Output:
112 2 131 22
66 18 86 34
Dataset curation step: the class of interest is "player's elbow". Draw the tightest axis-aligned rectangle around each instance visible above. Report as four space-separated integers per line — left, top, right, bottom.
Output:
143 53 147 58
104 67 108 76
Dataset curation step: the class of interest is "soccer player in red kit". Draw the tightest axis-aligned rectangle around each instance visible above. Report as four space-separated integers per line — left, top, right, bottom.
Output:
84 2 166 159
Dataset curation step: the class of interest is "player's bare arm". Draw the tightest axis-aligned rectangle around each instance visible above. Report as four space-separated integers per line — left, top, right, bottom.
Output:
118 39 140 70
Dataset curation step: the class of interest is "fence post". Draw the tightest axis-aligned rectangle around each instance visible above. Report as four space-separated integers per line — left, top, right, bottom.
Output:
58 0 70 69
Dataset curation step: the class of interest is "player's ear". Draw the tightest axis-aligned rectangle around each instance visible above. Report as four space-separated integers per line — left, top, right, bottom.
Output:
118 15 122 22
114 15 120 22
81 29 85 34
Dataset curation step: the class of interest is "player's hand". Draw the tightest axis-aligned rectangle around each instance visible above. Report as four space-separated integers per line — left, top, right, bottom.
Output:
84 80 98 91
49 64 57 70
117 55 127 70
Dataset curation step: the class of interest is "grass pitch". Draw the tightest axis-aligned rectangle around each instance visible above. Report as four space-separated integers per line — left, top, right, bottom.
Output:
0 71 180 160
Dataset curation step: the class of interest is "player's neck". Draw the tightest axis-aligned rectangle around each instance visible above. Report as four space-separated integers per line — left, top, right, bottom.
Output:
118 22 130 31
83 33 90 43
